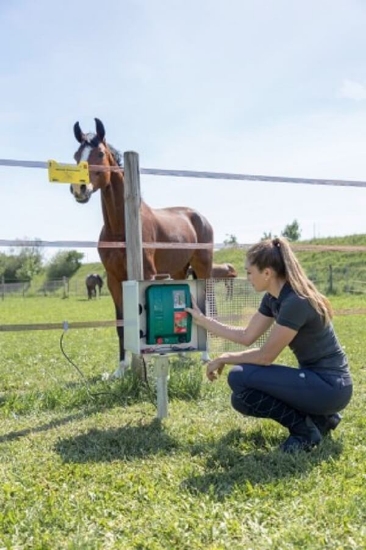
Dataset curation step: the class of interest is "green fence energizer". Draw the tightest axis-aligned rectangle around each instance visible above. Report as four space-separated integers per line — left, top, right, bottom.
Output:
145 283 192 345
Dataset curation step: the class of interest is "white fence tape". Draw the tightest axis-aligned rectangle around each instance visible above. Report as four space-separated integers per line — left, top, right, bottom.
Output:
1 158 366 188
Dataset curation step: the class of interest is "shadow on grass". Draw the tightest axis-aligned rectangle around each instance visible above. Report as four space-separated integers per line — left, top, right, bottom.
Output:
0 410 99 443
182 428 344 499
54 418 179 463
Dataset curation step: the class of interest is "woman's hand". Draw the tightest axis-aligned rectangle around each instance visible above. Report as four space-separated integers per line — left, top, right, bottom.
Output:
206 356 226 381
185 295 206 327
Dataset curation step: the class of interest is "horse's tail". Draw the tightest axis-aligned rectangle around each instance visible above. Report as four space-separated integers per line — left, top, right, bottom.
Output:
186 210 214 279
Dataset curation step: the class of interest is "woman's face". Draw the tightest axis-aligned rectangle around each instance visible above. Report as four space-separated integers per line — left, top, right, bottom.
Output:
245 261 270 292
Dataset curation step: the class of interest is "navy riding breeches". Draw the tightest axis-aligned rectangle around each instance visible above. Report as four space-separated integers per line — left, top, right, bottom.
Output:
227 363 353 417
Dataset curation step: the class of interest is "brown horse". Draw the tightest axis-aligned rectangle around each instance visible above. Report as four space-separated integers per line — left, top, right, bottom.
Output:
85 273 103 299
70 118 214 372
188 262 238 300
211 262 238 300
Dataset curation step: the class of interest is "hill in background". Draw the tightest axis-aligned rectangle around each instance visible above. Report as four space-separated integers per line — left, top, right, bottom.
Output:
213 234 366 294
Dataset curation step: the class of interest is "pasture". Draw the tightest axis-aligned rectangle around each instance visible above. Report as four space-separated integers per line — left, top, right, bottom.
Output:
1 293 366 549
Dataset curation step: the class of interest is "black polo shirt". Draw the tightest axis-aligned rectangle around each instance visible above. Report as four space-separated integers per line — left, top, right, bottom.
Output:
258 283 348 373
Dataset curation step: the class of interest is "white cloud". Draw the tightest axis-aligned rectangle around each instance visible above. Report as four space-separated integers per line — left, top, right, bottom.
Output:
338 79 366 101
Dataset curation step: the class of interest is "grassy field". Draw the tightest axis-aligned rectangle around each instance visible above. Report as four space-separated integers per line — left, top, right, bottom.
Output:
0 293 366 549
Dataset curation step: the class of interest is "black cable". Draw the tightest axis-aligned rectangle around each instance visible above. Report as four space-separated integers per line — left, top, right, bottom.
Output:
59 327 158 408
59 330 119 400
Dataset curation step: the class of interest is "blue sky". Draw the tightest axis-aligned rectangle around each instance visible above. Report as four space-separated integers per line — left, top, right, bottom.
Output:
1 0 366 263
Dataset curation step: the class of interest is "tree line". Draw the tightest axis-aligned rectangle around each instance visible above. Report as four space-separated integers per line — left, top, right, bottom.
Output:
224 219 301 246
0 248 84 283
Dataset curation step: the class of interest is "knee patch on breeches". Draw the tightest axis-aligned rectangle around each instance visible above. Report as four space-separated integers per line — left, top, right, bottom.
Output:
227 365 249 392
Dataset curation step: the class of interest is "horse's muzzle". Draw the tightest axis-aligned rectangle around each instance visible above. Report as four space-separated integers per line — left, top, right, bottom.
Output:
70 184 93 203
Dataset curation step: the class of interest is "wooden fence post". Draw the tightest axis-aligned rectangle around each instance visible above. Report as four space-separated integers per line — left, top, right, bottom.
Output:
123 151 145 379
123 151 144 281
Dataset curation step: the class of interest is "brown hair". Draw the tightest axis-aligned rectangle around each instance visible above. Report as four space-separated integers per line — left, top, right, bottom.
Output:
247 237 333 323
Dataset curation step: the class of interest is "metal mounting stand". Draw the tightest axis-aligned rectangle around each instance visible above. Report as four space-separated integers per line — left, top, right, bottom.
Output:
153 354 171 419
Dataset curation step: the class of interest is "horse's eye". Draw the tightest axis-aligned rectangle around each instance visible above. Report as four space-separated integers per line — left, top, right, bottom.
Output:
98 151 104 158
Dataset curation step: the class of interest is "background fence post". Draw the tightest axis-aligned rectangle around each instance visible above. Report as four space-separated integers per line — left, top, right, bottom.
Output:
328 264 333 294
344 266 349 293
62 276 68 299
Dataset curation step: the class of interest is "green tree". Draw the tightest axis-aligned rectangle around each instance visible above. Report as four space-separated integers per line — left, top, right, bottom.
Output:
281 219 301 241
223 234 238 247
261 231 275 241
46 250 84 280
16 245 44 281
0 243 43 281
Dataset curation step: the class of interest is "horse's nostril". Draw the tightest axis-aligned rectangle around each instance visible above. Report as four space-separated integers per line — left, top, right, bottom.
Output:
80 184 86 192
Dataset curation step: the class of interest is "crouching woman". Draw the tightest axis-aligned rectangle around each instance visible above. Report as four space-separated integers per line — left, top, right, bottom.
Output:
186 237 353 453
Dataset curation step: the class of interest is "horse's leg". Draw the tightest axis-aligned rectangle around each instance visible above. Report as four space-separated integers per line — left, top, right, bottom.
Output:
105 274 129 378
225 279 234 300
229 279 234 299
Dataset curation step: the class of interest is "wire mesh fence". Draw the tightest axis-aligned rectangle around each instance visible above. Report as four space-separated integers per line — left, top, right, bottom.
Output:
205 278 266 353
1 277 70 299
306 265 366 295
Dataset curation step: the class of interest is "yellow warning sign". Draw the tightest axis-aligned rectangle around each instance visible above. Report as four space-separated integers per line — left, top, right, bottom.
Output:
48 160 90 184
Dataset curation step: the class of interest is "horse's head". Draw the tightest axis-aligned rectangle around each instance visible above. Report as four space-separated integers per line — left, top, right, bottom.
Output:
70 118 122 203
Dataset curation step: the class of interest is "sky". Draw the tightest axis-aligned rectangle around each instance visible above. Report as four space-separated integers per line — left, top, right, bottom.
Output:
1 0 366 264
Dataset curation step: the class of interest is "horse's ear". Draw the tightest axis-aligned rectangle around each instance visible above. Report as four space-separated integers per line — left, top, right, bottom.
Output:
95 118 106 141
73 122 84 143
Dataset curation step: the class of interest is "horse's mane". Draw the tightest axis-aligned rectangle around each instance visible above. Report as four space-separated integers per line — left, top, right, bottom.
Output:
84 133 123 166
107 143 123 167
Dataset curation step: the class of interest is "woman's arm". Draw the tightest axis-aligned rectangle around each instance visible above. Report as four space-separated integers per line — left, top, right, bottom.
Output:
206 323 298 380
186 298 274 346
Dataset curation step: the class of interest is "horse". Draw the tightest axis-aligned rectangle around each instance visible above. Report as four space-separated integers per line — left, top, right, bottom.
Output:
188 262 238 300
211 262 238 300
85 273 103 299
70 118 214 375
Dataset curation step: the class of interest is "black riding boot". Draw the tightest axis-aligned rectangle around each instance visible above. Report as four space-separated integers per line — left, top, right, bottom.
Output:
280 416 322 453
310 413 342 436
231 389 322 453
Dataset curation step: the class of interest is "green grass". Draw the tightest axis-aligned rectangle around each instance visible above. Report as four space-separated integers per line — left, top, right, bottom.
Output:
0 295 366 549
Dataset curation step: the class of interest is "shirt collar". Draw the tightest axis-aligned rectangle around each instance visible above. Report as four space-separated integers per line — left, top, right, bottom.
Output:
268 281 292 301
